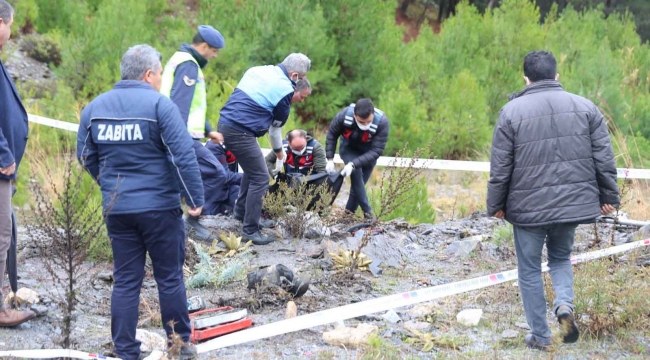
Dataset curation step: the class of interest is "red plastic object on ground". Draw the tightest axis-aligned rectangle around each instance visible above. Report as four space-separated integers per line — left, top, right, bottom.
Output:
189 306 253 343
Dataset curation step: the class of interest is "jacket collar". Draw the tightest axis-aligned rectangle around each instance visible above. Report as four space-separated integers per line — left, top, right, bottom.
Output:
180 43 208 69
277 63 296 87
114 80 156 90
508 80 563 101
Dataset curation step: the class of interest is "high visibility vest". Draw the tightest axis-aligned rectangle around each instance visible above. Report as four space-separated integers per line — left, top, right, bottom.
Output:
283 139 316 175
341 103 383 143
160 51 206 139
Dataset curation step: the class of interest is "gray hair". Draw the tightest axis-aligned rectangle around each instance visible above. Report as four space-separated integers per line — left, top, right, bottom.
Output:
120 44 162 81
0 0 14 22
296 77 311 94
282 53 311 76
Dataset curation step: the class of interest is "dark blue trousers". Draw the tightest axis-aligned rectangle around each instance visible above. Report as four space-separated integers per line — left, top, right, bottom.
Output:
107 208 191 360
339 145 376 214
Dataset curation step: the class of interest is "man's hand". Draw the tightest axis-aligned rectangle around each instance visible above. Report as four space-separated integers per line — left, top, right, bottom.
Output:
326 160 335 174
601 204 616 215
273 158 283 175
188 206 203 217
341 163 355 177
0 163 16 176
209 131 224 144
494 210 505 219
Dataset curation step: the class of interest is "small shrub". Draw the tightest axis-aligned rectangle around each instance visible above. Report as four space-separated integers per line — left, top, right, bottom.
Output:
263 175 334 239
27 154 110 348
544 253 650 338
185 241 248 289
20 34 62 66
491 224 513 247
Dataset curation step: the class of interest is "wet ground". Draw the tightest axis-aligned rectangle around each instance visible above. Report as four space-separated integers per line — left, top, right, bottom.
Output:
0 212 647 360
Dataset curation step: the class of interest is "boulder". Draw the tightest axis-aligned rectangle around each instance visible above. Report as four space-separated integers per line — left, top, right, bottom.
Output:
136 329 166 353
444 236 484 258
456 309 482 326
5 288 39 306
323 324 379 347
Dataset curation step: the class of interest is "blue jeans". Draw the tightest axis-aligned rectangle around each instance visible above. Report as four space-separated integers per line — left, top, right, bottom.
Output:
514 223 578 344
107 208 191 360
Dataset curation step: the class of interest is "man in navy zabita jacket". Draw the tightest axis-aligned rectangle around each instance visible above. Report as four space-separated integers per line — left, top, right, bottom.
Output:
76 44 202 360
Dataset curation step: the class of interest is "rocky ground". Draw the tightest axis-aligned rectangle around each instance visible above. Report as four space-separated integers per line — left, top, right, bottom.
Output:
0 210 647 360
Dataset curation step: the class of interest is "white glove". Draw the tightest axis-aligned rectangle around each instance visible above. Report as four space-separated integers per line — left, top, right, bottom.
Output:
326 160 335 174
341 163 355 177
273 158 284 175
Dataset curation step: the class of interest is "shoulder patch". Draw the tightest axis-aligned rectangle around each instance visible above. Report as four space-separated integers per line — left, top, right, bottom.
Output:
183 75 196 87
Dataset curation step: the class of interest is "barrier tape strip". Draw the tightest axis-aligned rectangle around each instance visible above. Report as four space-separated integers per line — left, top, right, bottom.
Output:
27 114 650 179
0 349 120 359
195 238 650 354
0 239 647 359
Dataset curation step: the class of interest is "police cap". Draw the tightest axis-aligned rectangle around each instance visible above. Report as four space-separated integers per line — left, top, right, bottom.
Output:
198 25 225 49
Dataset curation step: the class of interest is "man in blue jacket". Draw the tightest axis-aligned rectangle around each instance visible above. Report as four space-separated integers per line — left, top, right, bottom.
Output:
205 133 241 216
160 25 226 241
0 1 34 327
218 53 311 245
77 44 203 360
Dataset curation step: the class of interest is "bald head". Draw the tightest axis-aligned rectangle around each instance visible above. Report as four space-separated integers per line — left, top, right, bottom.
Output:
287 130 307 152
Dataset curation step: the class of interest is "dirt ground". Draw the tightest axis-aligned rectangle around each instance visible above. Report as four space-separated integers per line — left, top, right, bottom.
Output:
0 206 648 360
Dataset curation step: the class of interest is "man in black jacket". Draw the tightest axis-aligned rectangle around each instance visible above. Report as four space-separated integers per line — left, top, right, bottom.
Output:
487 51 620 351
326 99 389 219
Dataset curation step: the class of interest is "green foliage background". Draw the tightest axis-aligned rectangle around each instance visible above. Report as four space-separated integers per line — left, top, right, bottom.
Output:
5 0 650 236
9 0 650 164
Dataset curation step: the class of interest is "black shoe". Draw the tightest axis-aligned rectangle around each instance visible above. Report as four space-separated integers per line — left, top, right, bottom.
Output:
363 212 376 222
231 212 244 221
524 334 550 351
179 344 197 360
242 231 277 245
557 305 579 343
259 217 276 228
185 216 216 242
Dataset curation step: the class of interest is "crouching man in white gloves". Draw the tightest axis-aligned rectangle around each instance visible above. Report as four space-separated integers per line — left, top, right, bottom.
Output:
325 98 389 220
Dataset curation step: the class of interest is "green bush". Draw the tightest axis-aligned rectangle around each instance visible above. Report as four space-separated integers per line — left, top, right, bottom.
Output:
20 34 61 65
369 173 436 225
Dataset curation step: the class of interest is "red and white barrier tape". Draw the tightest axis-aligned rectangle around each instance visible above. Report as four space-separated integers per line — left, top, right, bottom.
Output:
27 114 650 179
195 238 650 354
0 349 120 359
0 239 647 359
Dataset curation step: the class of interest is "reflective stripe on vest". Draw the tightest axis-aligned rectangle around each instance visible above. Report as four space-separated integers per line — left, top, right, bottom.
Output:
283 140 315 175
341 104 383 143
160 51 206 139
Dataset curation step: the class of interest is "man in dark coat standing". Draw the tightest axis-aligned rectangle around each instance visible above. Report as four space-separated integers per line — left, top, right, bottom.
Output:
0 0 34 327
487 51 620 351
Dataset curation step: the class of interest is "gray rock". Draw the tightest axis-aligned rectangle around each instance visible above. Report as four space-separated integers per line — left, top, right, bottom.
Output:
337 234 406 268
402 320 432 332
444 236 483 257
30 304 49 316
18 279 38 287
514 322 531 330
636 224 650 238
380 309 402 324
97 272 113 282
501 329 519 338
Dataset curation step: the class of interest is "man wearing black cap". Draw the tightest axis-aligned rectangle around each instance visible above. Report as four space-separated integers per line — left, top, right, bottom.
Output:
161 25 227 242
